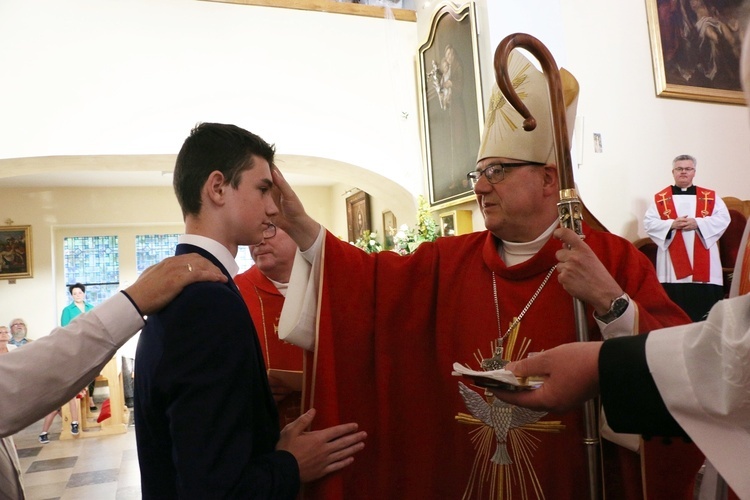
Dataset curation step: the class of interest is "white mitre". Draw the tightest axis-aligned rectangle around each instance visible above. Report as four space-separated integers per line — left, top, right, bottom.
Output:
477 49 580 164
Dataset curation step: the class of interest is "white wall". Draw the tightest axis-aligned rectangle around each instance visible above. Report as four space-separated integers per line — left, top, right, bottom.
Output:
0 0 424 196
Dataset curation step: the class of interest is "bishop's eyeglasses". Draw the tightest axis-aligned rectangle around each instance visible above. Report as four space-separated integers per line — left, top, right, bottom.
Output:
673 167 695 172
466 161 545 188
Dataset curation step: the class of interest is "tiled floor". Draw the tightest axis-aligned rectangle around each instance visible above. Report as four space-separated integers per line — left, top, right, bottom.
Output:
13 402 139 500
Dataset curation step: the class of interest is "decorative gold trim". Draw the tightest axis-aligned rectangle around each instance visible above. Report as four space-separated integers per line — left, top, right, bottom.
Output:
253 285 272 367
558 188 578 200
200 0 417 22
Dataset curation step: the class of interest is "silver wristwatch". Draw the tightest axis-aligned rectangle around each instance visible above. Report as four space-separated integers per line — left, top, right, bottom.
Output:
596 293 630 324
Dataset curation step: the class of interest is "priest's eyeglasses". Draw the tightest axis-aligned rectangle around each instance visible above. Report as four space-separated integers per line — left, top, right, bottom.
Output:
467 161 545 187
262 223 277 239
673 167 695 172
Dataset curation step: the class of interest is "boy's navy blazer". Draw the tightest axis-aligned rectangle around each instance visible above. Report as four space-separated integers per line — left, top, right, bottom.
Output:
134 243 299 499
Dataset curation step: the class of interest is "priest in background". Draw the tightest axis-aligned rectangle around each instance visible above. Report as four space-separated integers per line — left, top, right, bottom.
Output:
236 224 303 428
644 154 729 321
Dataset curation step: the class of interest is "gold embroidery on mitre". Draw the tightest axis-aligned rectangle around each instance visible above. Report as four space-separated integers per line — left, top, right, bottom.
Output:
456 320 564 500
484 61 532 137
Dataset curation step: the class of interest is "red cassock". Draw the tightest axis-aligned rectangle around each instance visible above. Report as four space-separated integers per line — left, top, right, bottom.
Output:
236 266 303 427
300 224 697 500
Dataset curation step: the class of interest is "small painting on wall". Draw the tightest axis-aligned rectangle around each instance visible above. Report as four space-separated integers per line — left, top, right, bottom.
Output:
0 225 33 280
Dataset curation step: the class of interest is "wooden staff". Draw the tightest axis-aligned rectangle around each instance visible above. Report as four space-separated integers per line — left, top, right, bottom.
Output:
494 33 602 500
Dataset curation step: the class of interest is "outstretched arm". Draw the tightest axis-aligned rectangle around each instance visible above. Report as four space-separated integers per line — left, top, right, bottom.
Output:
0 254 226 437
491 336 684 436
126 253 227 315
489 342 602 413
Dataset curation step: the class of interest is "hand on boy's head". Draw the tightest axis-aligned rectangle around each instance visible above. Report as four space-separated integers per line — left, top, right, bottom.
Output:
270 167 304 220
269 167 321 251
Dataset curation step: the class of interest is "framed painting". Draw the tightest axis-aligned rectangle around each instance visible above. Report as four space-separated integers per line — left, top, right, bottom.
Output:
346 191 371 243
645 0 745 104
382 210 397 249
418 2 484 208
0 225 33 280
439 209 472 236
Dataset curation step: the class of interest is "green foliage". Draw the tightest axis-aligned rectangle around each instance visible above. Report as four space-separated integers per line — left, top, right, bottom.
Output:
393 195 438 255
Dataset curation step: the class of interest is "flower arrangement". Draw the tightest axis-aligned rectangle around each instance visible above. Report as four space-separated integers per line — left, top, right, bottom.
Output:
392 196 439 255
353 230 383 254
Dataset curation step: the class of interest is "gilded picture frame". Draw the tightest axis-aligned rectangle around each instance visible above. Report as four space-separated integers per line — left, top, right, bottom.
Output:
0 225 33 280
418 2 484 209
645 0 745 105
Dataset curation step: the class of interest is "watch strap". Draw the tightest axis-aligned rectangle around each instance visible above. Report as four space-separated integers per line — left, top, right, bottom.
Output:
596 293 630 324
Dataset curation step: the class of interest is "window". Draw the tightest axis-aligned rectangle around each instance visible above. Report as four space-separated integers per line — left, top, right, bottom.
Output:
136 234 180 274
63 236 120 305
236 246 254 274
136 233 254 275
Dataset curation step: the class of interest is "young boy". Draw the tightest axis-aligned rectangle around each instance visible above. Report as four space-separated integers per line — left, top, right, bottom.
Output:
134 123 365 498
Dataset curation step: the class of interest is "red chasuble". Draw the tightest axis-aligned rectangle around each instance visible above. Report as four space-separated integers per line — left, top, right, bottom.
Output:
301 224 692 500
235 266 303 427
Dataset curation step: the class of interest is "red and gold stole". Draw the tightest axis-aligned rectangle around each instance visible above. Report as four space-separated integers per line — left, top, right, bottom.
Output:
654 186 716 282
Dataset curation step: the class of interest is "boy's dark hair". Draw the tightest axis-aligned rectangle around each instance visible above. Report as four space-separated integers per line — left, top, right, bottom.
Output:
68 282 85 294
173 123 276 217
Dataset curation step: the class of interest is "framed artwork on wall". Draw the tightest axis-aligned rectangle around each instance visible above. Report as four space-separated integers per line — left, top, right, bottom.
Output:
346 191 371 243
418 2 484 209
645 0 745 105
0 225 33 280
439 209 472 237
382 210 397 249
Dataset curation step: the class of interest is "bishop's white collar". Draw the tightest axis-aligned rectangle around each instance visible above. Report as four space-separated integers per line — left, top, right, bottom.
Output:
500 220 557 267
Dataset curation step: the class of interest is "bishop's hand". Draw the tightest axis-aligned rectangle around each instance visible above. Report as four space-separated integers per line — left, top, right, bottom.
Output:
270 166 321 251
553 227 624 315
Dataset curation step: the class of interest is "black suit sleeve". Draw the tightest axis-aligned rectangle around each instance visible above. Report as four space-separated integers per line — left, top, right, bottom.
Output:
599 334 688 438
